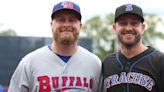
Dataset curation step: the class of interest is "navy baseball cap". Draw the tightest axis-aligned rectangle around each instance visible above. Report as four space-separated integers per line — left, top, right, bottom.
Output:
115 4 144 23
51 1 81 21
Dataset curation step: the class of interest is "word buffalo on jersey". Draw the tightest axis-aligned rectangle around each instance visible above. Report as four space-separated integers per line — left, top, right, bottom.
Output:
37 75 93 92
104 72 155 91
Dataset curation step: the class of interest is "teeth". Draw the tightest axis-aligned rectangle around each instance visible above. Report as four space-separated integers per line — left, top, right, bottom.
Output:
126 34 133 35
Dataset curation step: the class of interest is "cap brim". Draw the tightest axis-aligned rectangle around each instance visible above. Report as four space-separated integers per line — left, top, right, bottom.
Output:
51 9 81 21
115 12 144 23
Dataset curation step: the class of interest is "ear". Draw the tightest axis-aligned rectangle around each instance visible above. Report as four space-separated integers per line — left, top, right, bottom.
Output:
141 23 145 33
113 23 117 32
50 21 52 26
80 23 83 30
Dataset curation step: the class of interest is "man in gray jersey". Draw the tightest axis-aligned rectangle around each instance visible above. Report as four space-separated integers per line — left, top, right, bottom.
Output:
8 1 102 92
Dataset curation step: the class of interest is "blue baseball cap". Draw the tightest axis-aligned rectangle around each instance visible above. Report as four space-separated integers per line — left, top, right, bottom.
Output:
51 1 81 21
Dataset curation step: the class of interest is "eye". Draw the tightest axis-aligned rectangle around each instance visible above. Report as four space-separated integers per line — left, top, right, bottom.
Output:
69 17 79 23
55 17 65 22
118 21 127 26
131 21 140 26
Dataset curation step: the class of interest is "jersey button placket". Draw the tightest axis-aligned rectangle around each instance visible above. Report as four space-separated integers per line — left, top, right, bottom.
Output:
125 66 129 72
62 63 68 75
63 70 68 74
125 62 131 72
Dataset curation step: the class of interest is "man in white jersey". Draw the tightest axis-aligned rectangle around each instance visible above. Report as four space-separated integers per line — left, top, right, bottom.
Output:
8 1 102 92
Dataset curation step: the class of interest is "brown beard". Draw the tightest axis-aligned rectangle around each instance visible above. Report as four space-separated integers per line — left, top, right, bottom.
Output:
58 34 78 45
53 29 79 45
118 31 141 49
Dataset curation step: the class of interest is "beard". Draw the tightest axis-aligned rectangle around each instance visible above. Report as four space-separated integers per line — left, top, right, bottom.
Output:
118 31 141 49
53 28 79 45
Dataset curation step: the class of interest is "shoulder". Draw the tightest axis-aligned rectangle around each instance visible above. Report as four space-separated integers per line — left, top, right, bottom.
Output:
102 53 116 64
21 45 51 62
153 49 164 57
77 46 101 64
146 47 164 70
147 46 164 59
78 46 100 59
15 46 52 71
152 49 164 62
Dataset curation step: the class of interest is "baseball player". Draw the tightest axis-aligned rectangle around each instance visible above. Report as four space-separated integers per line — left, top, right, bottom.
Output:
8 1 102 92
102 4 164 92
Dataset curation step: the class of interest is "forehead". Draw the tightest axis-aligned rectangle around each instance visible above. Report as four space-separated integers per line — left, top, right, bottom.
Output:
116 13 142 22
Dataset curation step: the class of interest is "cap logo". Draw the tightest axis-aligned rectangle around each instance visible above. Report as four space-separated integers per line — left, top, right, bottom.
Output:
125 4 133 11
61 1 73 9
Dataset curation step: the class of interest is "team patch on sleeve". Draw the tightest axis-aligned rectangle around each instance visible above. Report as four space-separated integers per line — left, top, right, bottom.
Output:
104 72 155 91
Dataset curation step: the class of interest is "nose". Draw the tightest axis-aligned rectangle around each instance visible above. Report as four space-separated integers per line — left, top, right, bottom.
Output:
124 23 133 31
63 19 71 27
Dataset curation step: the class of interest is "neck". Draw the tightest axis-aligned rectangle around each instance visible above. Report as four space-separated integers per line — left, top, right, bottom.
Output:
51 41 77 56
120 43 148 59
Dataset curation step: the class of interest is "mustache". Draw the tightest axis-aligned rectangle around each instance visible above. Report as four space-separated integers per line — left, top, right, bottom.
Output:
60 26 74 31
121 30 136 35
60 27 74 32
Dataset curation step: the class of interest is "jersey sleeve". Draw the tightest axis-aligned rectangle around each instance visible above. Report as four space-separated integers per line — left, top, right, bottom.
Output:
91 56 102 92
159 53 164 92
97 73 105 92
8 58 30 92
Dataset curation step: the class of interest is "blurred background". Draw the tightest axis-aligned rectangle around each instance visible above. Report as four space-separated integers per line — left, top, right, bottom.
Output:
0 0 164 91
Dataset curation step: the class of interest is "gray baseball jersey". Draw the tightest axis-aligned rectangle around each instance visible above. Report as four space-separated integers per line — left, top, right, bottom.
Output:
8 45 102 92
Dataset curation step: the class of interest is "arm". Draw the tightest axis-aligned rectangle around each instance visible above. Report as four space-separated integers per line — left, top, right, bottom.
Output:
159 54 164 92
8 59 29 92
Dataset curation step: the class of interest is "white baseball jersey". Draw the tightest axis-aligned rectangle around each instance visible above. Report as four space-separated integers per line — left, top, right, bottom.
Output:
8 45 102 92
